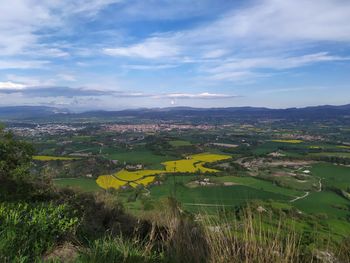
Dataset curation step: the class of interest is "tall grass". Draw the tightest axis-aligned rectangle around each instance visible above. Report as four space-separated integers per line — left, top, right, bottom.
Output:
131 198 303 263
77 236 160 263
201 209 301 263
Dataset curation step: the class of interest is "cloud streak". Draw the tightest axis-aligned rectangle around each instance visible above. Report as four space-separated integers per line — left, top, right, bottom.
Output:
157 92 237 99
0 84 237 100
103 37 180 59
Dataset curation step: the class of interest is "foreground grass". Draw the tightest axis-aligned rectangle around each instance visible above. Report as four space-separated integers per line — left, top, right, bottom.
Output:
77 237 160 263
2 185 350 263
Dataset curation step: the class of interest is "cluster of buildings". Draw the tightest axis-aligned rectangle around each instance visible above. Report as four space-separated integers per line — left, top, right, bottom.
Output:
104 123 214 133
8 124 85 136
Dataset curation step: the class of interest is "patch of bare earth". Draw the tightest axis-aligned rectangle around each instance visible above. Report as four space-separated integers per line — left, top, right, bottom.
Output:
223 182 238 186
272 172 296 177
43 243 78 263
237 157 314 170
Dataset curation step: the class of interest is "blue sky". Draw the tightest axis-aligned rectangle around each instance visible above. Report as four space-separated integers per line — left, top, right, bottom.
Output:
0 0 350 110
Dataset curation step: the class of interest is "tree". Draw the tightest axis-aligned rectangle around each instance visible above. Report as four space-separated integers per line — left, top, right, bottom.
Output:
0 126 34 180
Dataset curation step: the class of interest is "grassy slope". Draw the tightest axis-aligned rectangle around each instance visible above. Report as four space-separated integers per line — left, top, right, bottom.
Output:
215 176 303 198
53 178 101 192
150 176 289 211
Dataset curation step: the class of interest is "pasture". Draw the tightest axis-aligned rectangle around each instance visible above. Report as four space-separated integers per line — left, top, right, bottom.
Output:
102 148 172 165
150 176 290 211
169 140 192 147
53 178 100 192
294 190 350 219
311 163 350 191
308 152 350 158
214 176 303 199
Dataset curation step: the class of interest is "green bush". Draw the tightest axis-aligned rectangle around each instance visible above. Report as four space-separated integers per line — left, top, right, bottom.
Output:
0 127 34 181
0 202 79 262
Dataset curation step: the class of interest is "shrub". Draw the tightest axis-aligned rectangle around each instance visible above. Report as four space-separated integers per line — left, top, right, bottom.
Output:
0 202 79 262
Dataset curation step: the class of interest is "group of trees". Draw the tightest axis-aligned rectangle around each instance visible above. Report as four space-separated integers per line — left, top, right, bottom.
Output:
0 126 33 181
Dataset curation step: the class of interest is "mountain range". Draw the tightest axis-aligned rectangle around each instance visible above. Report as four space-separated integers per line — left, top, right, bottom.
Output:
0 104 349 122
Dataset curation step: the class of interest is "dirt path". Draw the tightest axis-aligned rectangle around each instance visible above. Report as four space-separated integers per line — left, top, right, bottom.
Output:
290 191 309 202
289 177 322 202
317 177 322 192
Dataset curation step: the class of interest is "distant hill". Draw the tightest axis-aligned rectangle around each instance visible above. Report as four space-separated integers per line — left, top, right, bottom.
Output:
0 106 69 120
0 104 349 122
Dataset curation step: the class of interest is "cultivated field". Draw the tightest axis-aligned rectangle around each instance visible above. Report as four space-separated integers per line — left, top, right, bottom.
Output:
33 155 79 161
96 153 231 190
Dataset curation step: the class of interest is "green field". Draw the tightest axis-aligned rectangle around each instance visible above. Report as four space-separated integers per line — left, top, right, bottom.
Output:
308 152 350 158
311 163 350 191
215 176 303 199
102 148 172 165
150 176 290 211
169 140 192 147
294 191 349 219
53 178 100 192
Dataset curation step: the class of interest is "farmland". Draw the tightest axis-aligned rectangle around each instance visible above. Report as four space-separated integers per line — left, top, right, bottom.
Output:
95 153 231 190
270 139 303 144
53 178 100 192
33 155 79 161
5 112 350 256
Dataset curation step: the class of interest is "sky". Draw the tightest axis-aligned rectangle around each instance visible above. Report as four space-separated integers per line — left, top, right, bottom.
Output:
0 0 350 111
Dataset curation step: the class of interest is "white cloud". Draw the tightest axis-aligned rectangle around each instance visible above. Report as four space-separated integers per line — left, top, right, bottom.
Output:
122 64 178 70
177 0 350 47
202 52 349 81
101 0 350 85
0 81 26 90
202 49 228 59
204 71 254 82
57 74 77 82
0 60 49 69
224 0 350 43
53 0 124 17
0 0 121 58
103 37 180 59
155 92 237 99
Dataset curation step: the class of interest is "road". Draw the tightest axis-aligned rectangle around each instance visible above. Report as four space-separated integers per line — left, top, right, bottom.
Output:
290 191 310 202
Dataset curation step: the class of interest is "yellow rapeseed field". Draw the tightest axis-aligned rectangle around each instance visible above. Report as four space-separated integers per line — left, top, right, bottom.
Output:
33 155 79 161
130 176 156 187
271 140 303 144
96 175 127 189
162 153 231 173
115 169 164 181
96 153 231 190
